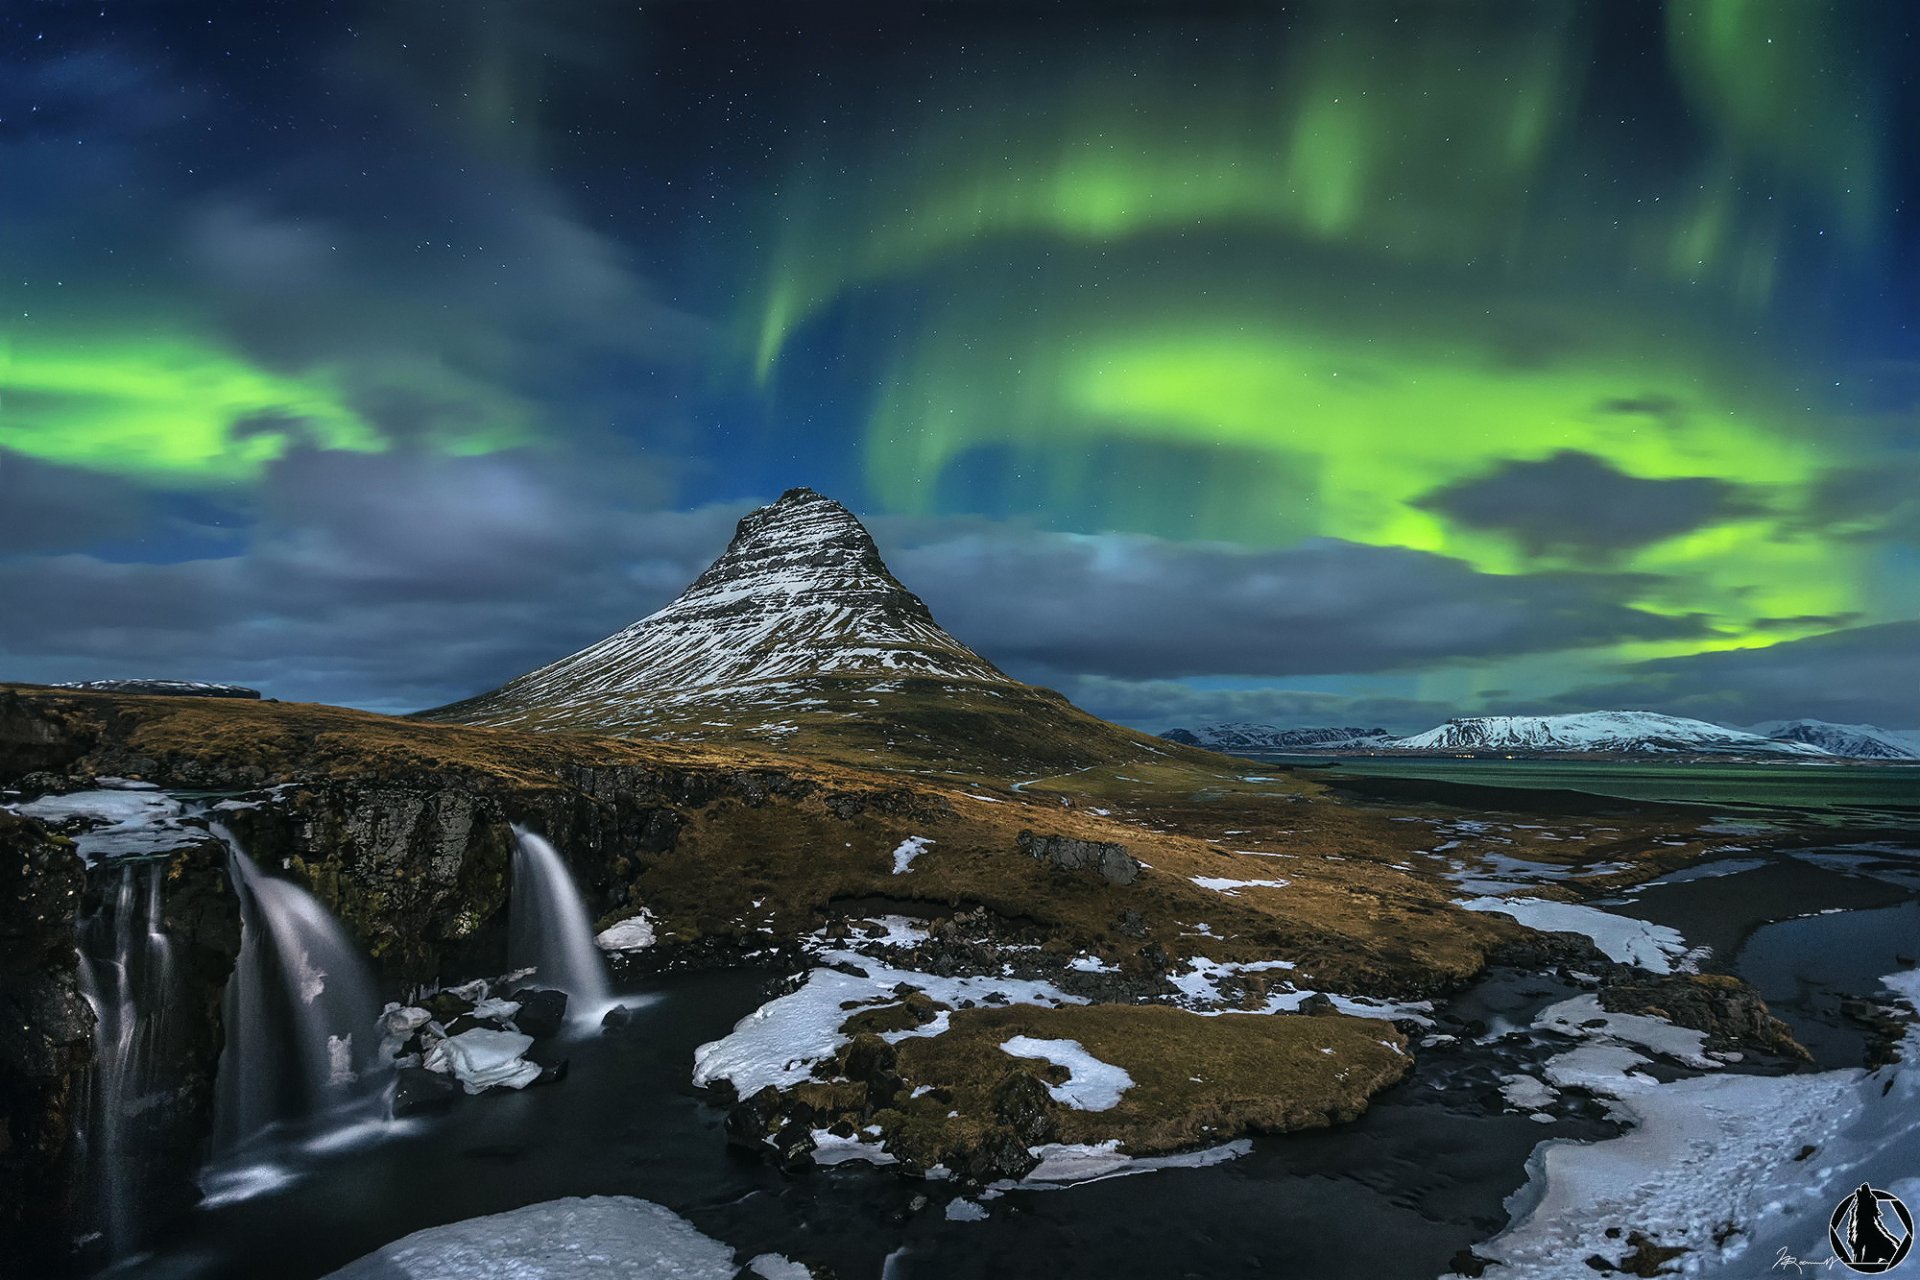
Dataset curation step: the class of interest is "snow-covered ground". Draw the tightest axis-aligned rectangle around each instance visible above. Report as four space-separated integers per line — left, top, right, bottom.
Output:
1459 969 1920 1277
5 788 201 861
323 1196 752 1279
691 948 1084 1095
1456 896 1692 972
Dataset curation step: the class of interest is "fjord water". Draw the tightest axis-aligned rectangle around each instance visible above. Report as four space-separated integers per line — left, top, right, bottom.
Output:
1289 756 1920 817
213 831 386 1153
508 827 613 1020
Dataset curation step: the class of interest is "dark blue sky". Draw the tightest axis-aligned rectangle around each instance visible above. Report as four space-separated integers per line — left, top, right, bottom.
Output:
3 1 1917 731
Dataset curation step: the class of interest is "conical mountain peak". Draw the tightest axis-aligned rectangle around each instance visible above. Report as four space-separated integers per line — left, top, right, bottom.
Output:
422 488 1014 737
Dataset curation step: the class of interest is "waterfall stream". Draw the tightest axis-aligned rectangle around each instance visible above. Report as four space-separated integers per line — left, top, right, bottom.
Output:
508 827 613 1021
211 828 386 1153
73 860 180 1260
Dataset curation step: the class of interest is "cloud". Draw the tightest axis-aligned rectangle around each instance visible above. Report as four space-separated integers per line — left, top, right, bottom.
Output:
1039 675 1458 736
0 448 746 712
1416 450 1758 555
1555 621 1920 727
887 526 1706 681
0 452 155 554
1786 457 1920 543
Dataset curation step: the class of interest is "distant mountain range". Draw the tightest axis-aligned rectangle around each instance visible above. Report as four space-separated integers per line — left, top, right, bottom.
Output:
420 488 1190 778
1160 724 1395 752
1163 712 1920 761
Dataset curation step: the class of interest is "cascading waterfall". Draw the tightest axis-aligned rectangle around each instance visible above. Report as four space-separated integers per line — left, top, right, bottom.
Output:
508 826 613 1019
212 828 385 1153
73 859 180 1260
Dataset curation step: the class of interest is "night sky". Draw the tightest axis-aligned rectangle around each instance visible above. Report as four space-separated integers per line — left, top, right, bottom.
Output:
3 1 1918 731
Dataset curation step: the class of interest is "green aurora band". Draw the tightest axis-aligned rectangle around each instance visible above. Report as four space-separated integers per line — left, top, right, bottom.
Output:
744 0 1899 675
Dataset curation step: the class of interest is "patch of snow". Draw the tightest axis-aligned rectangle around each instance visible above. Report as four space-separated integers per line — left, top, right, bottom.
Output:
808 1130 899 1167
1067 955 1118 974
1499 1074 1559 1112
890 836 934 875
692 953 1083 1095
1456 896 1690 973
323 1196 739 1279
1531 994 1716 1068
7 788 198 862
1017 1138 1254 1187
998 1036 1134 1110
1189 875 1291 896
595 911 658 952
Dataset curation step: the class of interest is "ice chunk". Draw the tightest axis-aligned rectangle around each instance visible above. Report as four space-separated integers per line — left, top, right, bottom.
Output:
595 910 658 951
422 1028 541 1094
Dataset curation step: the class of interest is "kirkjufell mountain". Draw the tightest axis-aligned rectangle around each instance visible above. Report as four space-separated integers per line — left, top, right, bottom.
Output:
422 488 1180 776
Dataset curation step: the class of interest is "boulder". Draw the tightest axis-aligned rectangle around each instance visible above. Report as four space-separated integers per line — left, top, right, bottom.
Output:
1017 830 1139 887
392 1066 456 1117
511 988 569 1040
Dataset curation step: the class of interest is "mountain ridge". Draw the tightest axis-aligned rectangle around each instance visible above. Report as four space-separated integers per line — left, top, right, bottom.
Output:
420 488 1188 778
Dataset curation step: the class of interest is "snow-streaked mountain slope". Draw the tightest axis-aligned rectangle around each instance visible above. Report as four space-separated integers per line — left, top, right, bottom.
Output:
1390 712 1831 757
1747 719 1920 761
1159 724 1394 752
419 488 1177 777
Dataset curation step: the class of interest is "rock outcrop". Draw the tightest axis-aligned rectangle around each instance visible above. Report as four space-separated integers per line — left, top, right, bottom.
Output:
0 813 92 1270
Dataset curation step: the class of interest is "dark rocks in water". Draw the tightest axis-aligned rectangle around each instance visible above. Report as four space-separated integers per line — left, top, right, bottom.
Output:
768 1118 817 1171
511 988 568 1040
1017 829 1139 887
423 990 474 1023
531 1057 569 1087
989 1069 1057 1145
391 1067 456 1118
725 1086 782 1153
1600 972 1809 1060
944 1123 1039 1184
53 680 261 700
1449 1250 1492 1278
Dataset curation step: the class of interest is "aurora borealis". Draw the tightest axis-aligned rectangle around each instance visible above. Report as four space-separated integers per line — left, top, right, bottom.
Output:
2 1 1916 729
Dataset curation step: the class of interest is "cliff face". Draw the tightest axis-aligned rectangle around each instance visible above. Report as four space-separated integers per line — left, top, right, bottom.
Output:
0 812 92 1269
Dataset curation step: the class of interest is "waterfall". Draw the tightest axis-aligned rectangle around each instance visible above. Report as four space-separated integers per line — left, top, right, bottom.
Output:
508 826 612 1020
212 829 385 1153
73 860 179 1260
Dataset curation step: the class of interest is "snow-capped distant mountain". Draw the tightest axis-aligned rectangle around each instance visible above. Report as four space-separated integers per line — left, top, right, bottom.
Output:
1389 711 1831 758
1748 719 1920 761
420 488 1171 775
53 679 261 700
1159 724 1394 753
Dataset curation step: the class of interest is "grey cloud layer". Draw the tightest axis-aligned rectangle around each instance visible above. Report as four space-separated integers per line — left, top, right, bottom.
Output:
890 526 1704 680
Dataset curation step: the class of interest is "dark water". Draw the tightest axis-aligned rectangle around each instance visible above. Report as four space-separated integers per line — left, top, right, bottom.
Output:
1610 845 1920 1068
108 969 1591 1280
1265 756 1920 818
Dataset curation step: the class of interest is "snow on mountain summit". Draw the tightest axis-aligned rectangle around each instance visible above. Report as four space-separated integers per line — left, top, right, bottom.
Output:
1747 719 1920 761
1390 711 1830 757
423 488 1020 735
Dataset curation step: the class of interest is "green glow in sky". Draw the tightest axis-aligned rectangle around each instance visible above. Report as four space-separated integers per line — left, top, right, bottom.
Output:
736 0 1900 685
0 331 528 483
